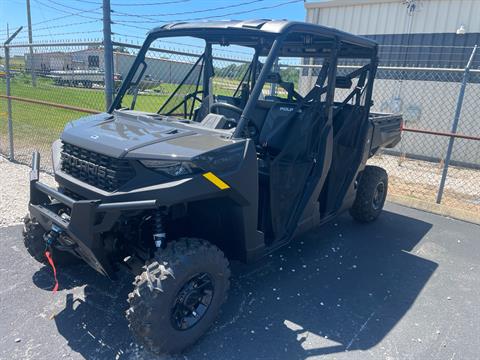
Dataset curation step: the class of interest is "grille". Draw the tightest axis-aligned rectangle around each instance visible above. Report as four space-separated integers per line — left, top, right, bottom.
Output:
61 142 135 192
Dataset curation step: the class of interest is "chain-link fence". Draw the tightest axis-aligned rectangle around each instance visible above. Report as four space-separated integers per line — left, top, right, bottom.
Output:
0 42 105 165
1 41 479 220
371 55 480 218
293 54 480 219
367 64 480 218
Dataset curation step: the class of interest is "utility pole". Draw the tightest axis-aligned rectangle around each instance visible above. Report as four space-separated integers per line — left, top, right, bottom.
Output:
103 0 114 110
26 0 37 87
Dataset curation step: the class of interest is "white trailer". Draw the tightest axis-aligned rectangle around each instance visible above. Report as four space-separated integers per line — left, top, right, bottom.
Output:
49 70 121 88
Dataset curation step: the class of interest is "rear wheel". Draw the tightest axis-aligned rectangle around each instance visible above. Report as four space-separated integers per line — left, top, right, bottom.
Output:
126 238 230 355
23 215 80 265
350 165 388 223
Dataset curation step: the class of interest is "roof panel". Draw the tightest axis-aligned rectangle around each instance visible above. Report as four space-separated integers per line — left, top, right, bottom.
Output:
147 19 377 49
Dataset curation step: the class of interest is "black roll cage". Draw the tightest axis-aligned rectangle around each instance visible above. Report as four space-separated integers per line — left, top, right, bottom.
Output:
110 23 378 140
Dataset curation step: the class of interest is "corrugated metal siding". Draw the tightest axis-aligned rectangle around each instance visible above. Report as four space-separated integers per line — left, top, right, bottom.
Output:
306 0 480 35
368 33 480 68
306 0 480 68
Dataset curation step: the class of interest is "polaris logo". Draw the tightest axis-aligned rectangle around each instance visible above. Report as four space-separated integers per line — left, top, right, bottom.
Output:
61 153 107 178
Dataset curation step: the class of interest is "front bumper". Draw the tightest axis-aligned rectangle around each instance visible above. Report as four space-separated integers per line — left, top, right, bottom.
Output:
28 152 159 277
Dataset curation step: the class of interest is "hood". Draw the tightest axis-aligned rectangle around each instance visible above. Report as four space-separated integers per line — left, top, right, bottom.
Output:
61 110 239 160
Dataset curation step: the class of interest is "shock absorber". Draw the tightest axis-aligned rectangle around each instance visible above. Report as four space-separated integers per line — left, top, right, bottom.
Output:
153 210 166 248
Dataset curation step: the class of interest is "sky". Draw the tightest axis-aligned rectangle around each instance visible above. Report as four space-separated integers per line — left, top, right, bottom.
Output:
0 0 315 48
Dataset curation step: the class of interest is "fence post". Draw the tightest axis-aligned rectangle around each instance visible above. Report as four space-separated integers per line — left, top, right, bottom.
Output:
4 27 23 161
103 0 114 111
5 47 14 161
436 45 478 204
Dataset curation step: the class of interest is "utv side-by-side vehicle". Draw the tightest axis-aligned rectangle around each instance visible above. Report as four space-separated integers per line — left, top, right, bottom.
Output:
24 20 401 354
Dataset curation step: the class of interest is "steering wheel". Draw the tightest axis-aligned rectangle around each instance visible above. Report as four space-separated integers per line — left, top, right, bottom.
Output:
210 102 243 116
209 101 259 137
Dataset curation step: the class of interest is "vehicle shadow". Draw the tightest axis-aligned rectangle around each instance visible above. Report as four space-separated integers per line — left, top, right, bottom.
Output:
32 209 436 360
199 209 437 359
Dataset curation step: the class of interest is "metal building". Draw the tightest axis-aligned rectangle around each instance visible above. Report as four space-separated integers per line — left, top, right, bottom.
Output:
304 0 480 166
24 51 73 72
305 0 480 68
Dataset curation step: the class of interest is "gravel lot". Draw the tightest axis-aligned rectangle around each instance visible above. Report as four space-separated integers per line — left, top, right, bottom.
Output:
368 154 480 216
0 156 55 227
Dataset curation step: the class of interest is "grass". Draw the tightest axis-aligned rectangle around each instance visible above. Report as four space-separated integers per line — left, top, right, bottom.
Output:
0 74 201 164
0 74 107 161
0 74 106 111
0 97 87 165
0 74 200 113
0 72 277 166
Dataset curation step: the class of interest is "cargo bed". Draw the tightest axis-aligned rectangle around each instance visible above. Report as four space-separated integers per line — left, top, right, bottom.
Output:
369 112 402 156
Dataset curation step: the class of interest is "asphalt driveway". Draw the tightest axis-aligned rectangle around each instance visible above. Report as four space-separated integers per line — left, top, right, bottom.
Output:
0 203 478 360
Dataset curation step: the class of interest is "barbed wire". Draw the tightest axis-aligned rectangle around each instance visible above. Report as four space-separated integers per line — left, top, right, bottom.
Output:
12 30 103 41
36 20 101 32
112 22 151 31
0 20 100 37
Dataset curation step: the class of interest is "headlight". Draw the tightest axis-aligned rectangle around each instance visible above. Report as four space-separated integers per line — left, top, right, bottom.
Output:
140 145 244 178
139 160 200 177
193 145 244 174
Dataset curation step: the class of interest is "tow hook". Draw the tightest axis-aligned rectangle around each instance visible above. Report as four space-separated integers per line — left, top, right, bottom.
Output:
43 224 62 293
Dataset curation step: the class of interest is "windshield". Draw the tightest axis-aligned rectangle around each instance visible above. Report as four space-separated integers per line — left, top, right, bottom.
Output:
115 37 262 119
112 36 323 121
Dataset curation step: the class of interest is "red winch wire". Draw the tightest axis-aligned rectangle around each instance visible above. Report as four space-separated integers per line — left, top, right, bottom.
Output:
44 251 59 293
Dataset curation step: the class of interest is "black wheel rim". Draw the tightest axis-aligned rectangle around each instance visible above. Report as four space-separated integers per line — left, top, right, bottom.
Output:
171 273 214 331
372 182 385 210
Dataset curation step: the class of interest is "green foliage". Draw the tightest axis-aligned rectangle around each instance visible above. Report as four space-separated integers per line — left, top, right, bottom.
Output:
280 67 300 86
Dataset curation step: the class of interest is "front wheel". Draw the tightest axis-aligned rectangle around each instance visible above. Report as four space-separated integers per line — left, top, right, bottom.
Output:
350 165 388 223
126 238 230 355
